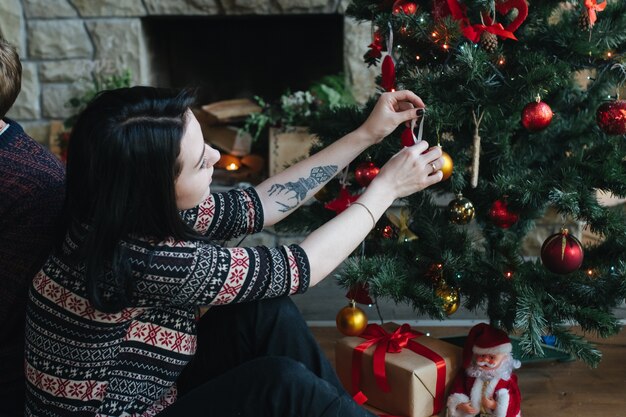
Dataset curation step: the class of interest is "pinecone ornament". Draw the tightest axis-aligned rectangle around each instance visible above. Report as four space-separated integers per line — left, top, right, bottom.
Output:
578 8 591 32
480 31 498 53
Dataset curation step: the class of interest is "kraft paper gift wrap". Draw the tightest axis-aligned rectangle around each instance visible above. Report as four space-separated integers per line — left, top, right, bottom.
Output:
335 323 462 417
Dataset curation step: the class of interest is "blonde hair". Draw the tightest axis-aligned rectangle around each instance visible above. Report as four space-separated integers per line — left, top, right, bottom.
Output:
0 38 22 118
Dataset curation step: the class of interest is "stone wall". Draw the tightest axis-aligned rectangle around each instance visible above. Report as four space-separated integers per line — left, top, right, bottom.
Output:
0 0 377 146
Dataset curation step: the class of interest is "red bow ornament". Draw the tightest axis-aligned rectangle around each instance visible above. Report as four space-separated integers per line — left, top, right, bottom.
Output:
446 0 528 43
324 186 359 214
584 0 607 27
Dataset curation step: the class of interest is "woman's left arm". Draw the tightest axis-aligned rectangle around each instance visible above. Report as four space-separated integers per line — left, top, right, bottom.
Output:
255 90 425 226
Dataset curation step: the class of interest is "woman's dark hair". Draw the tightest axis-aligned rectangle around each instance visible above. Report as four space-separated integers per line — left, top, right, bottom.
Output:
66 86 198 312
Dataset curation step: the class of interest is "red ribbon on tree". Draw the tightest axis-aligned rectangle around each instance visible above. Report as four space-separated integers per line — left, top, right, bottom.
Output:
584 0 607 27
350 323 447 416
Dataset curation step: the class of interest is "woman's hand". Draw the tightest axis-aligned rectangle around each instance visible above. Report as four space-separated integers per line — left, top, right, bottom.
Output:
357 90 425 146
370 140 443 201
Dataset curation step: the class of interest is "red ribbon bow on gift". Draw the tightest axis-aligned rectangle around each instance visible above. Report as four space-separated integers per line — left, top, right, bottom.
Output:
350 323 447 415
584 0 607 27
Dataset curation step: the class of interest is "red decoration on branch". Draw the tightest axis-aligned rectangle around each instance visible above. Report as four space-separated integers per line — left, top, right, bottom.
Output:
381 55 396 92
488 199 519 228
521 98 553 132
392 0 418 15
596 99 626 136
324 186 359 214
540 229 584 274
584 0 607 28
446 0 527 43
493 0 529 34
432 0 452 21
366 31 384 60
354 161 380 187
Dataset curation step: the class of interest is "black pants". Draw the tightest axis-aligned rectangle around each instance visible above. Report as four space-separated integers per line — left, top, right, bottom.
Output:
157 296 375 417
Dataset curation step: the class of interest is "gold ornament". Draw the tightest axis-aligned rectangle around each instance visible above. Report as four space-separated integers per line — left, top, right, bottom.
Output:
440 150 454 181
387 208 417 243
448 193 475 225
435 282 460 315
336 300 368 336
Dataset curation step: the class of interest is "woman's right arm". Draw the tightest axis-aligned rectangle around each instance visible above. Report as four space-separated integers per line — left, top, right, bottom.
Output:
299 140 443 286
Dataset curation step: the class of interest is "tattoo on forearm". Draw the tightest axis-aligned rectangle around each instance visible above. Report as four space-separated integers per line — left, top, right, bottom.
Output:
268 165 337 212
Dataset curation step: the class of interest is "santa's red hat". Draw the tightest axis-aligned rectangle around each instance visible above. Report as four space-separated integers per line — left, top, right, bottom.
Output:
463 323 512 368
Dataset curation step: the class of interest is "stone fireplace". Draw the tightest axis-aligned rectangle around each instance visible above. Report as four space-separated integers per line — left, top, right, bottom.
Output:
0 0 377 147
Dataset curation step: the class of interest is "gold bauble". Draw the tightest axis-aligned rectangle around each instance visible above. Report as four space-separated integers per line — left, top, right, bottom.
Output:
336 300 368 336
435 283 460 316
440 150 453 181
448 193 475 225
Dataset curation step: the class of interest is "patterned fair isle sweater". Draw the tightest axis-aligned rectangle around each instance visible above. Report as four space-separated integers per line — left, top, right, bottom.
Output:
0 119 65 390
24 188 310 416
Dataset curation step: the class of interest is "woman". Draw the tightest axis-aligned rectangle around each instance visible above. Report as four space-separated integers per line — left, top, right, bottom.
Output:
24 86 443 416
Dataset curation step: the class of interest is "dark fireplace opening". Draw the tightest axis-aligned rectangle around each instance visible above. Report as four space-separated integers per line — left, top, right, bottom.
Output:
144 14 344 105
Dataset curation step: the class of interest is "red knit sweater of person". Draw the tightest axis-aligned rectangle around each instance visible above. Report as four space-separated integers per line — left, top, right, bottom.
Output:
0 118 65 415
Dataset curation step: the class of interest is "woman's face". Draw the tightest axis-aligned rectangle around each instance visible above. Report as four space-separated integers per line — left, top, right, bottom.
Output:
175 110 221 210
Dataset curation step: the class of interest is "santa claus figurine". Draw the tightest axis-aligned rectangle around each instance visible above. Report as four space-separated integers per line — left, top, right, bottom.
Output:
447 323 522 417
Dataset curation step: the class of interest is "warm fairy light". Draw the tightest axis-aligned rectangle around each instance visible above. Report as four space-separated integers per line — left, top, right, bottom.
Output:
498 57 506 65
226 162 240 171
432 32 438 37
504 270 514 280
415 55 421 60
391 88 396 92
586 269 595 277
443 43 449 50
607 51 613 58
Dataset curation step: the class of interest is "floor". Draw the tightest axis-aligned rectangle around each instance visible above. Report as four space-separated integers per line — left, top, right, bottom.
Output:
309 325 626 417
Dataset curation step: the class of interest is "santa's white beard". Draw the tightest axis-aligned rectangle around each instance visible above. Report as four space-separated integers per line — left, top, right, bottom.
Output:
466 355 520 381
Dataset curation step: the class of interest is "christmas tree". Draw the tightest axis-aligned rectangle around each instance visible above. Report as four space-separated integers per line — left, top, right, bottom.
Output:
279 0 626 367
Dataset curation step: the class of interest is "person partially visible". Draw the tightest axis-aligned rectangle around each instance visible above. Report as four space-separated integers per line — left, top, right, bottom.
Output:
0 38 65 416
447 323 522 417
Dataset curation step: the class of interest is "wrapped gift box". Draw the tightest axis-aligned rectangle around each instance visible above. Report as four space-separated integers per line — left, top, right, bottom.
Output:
335 323 462 417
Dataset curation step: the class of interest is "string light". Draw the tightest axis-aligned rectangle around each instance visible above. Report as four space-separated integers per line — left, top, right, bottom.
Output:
504 270 514 280
415 55 421 61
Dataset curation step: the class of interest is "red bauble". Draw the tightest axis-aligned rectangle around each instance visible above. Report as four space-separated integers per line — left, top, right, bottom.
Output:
354 161 380 187
596 100 626 136
488 199 519 228
521 100 553 132
540 229 584 274
392 0 418 15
